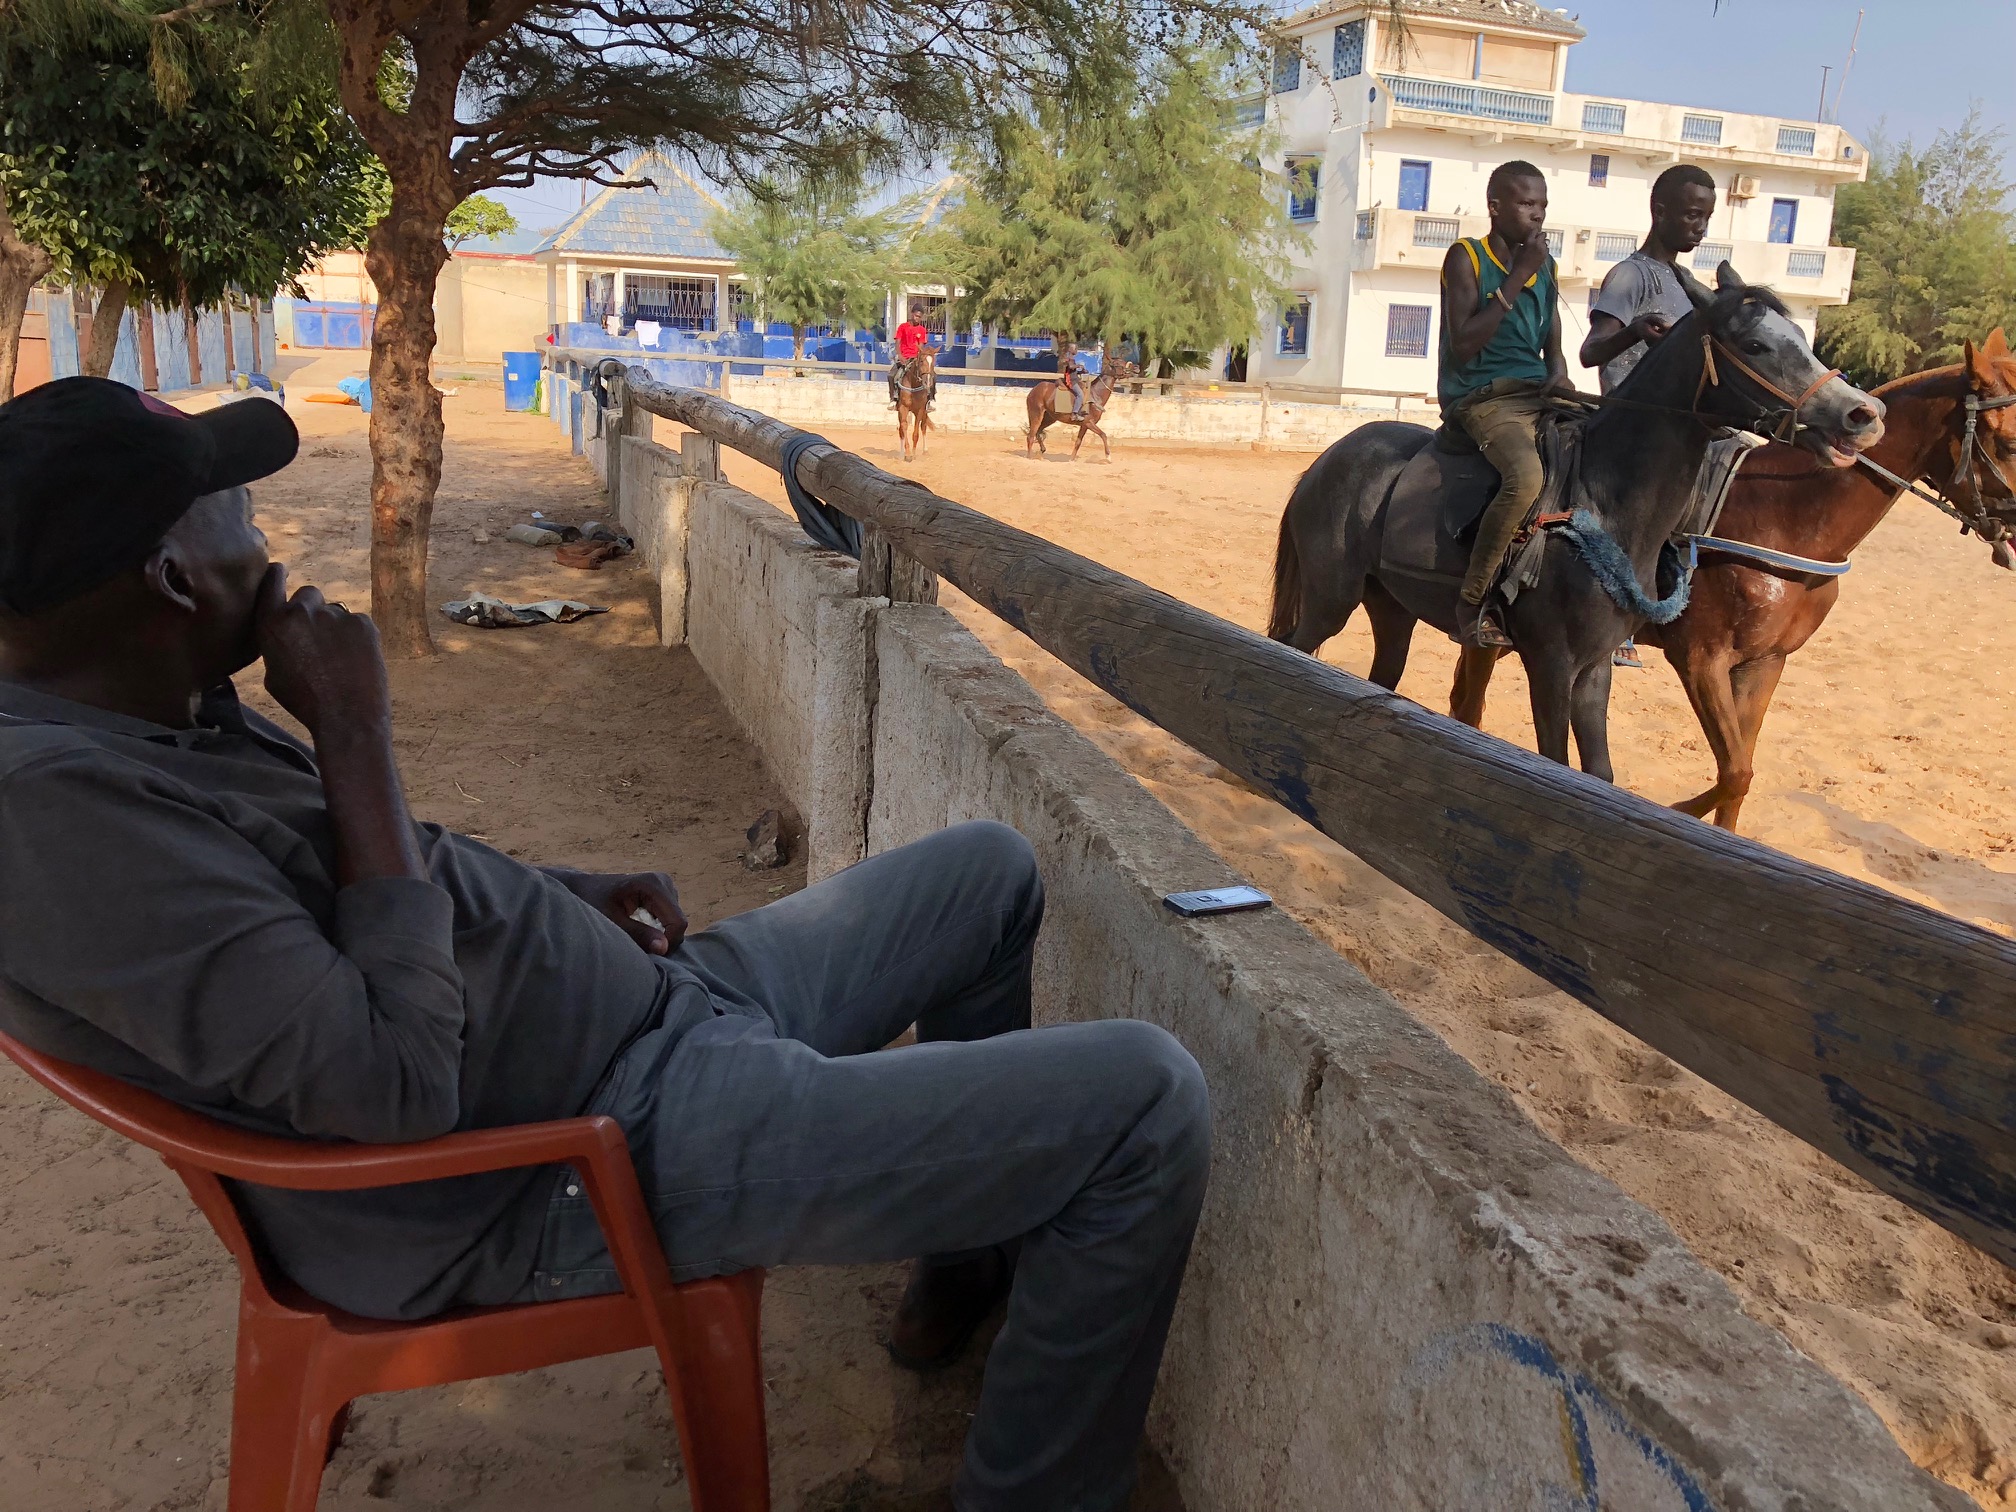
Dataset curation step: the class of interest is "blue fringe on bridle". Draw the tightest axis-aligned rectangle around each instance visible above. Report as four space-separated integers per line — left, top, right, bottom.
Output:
1555 508 1691 624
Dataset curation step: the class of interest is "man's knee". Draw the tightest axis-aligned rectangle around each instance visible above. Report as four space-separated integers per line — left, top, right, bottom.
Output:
932 820 1044 931
1479 435 1544 506
1087 1019 1211 1188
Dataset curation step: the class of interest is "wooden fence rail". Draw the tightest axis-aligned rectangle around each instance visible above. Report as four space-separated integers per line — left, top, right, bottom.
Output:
614 363 2016 1271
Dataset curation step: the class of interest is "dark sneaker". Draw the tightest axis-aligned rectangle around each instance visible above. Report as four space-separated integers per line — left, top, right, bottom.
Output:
886 1248 1014 1371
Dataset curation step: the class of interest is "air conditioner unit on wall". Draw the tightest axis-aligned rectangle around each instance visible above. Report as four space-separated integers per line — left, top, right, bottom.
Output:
1729 175 1761 200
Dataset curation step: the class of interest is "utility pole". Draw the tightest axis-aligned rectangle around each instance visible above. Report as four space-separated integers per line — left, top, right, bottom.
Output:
1817 65 1831 124
1830 9 1864 124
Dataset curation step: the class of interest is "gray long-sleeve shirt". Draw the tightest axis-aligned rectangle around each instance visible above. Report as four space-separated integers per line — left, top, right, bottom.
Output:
0 681 715 1318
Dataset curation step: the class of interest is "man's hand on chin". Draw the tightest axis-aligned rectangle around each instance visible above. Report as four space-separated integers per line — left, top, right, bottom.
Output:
546 868 687 955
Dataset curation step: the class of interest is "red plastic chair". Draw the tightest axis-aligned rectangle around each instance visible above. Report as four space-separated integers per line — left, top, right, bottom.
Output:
0 1030 769 1512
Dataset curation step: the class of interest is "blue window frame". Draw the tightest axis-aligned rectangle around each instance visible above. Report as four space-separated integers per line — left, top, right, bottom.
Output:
1333 18 1365 78
1386 304 1430 359
1287 157 1320 222
1398 159 1430 212
1279 296 1311 356
1588 153 1609 188
1273 44 1301 93
1768 198 1798 244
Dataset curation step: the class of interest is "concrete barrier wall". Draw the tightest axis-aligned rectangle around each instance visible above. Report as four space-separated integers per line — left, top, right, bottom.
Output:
721 375 1435 451
611 434 1967 1512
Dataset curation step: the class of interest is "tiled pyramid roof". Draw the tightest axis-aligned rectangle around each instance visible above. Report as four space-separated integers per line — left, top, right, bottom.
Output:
531 154 732 261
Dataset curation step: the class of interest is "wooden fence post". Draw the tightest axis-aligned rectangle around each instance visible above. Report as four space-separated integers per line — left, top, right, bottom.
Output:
858 523 938 604
680 431 721 482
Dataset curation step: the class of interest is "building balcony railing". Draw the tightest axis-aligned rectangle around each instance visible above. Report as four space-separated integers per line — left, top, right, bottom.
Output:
1378 74 1553 127
1362 83 1866 177
1352 209 1857 305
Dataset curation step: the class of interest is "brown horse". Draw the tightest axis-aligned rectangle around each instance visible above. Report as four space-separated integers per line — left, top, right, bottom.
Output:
1025 357 1141 461
895 352 934 462
1449 331 2016 829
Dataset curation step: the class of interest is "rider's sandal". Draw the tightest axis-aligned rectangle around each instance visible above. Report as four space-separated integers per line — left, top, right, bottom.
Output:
1612 638 1644 669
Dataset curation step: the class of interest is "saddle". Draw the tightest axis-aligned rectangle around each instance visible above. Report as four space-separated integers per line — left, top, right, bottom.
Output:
1049 381 1087 417
1378 406 1583 591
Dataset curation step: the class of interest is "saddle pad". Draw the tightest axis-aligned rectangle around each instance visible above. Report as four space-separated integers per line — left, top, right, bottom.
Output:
1378 444 1500 585
1050 389 1079 415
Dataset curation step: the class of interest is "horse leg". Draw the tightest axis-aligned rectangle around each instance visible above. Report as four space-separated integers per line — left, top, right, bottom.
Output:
1448 646 1505 727
1070 423 1087 459
1568 658 1616 782
1667 646 1748 822
1523 654 1576 767
1361 578 1416 690
1713 653 1788 830
1096 421 1111 460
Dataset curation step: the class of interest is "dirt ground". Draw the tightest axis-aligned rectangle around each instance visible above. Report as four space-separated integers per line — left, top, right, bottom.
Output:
0 382 1173 1512
721 420 2016 1509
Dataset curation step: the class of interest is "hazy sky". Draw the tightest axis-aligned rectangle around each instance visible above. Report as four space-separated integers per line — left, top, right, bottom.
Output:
481 0 2013 249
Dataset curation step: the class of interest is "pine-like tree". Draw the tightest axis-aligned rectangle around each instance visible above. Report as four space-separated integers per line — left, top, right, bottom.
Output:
1819 110 2016 387
926 46 1303 370
710 173 904 363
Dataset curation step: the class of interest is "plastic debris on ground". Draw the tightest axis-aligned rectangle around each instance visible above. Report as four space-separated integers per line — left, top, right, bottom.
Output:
440 592 609 629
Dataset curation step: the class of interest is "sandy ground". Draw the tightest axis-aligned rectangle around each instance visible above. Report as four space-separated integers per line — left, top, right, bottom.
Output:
720 421 2016 1508
0 384 1204 1512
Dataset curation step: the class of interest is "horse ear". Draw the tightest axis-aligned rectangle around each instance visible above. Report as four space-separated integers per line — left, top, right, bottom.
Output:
1677 264 1714 312
1715 260 1747 293
1966 338 1995 386
1984 328 2011 360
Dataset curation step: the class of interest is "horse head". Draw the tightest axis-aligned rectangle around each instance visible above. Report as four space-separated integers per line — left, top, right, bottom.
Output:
1682 262 1885 466
1953 328 2016 564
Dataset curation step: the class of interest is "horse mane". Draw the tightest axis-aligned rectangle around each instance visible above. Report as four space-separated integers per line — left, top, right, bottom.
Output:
1608 280 1795 404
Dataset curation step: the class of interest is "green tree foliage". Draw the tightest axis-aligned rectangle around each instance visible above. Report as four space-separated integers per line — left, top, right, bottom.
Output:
924 46 1302 369
1819 111 2016 387
0 0 373 383
710 174 904 360
353 160 519 250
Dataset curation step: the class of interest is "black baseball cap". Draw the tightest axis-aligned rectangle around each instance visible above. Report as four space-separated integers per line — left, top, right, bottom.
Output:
0 376 299 615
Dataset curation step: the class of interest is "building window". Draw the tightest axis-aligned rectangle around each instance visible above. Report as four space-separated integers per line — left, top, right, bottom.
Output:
1776 125 1817 156
1692 241 1734 272
1333 18 1365 78
1581 101 1626 134
1273 44 1301 93
1386 304 1431 359
1681 114 1724 146
1287 157 1320 222
1233 97 1265 127
1785 249 1827 279
1595 231 1636 262
1355 210 1375 240
1768 198 1798 244
626 274 718 332
1588 153 1609 187
1398 159 1431 212
1544 228 1564 258
1279 296 1311 356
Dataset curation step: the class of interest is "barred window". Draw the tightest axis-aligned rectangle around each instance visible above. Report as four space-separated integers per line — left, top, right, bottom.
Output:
1386 304 1431 359
1279 296 1311 356
1333 19 1365 78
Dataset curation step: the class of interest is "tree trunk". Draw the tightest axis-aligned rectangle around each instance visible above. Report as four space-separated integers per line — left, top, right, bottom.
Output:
0 191 51 403
364 184 453 658
80 280 130 379
184 297 203 386
792 325 805 366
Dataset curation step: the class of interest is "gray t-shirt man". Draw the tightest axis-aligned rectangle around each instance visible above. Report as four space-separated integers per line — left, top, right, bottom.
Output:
1589 250 1697 392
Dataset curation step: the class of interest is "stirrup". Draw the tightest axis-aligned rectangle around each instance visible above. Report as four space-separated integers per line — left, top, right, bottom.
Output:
1455 597 1514 650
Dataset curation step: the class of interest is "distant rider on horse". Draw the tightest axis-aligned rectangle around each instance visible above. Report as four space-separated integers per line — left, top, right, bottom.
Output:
1058 342 1088 418
1439 159 1568 649
888 303 937 410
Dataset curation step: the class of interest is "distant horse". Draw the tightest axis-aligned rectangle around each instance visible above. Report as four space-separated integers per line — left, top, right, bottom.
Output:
895 352 934 462
1447 332 2016 828
1266 265 1885 778
1026 357 1142 461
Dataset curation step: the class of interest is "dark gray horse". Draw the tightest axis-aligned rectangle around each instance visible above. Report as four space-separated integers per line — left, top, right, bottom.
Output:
1266 265 1885 778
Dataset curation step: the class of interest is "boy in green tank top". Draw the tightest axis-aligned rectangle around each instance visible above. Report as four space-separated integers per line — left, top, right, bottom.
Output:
1438 160 1568 647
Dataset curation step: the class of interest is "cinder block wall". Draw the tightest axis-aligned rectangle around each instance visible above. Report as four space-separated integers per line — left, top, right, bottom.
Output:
612 434 1967 1512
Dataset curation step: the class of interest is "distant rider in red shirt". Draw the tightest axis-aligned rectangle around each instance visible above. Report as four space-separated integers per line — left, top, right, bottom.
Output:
889 304 937 410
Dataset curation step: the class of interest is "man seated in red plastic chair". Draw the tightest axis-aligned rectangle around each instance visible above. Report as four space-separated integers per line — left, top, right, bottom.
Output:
0 379 1209 1512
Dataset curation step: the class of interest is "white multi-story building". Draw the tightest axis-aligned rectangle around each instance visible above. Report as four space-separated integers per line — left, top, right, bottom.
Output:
1250 0 1866 396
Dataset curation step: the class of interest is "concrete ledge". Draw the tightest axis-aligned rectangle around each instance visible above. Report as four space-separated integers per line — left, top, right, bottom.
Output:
865 605 1965 1512
609 417 1966 1510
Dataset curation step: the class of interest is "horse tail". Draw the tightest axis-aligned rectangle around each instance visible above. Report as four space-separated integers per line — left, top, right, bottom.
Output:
1267 495 1304 642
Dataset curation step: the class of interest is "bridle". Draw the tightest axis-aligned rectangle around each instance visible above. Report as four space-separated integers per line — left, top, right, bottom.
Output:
1691 329 1844 444
1851 382 2016 554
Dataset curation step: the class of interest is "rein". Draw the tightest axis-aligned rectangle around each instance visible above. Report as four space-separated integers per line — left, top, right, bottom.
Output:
1851 387 2016 550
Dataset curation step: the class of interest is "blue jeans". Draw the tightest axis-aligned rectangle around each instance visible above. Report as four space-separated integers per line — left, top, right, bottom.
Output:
522 822 1211 1512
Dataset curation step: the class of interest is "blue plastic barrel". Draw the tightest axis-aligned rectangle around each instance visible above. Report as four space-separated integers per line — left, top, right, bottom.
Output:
503 351 540 412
